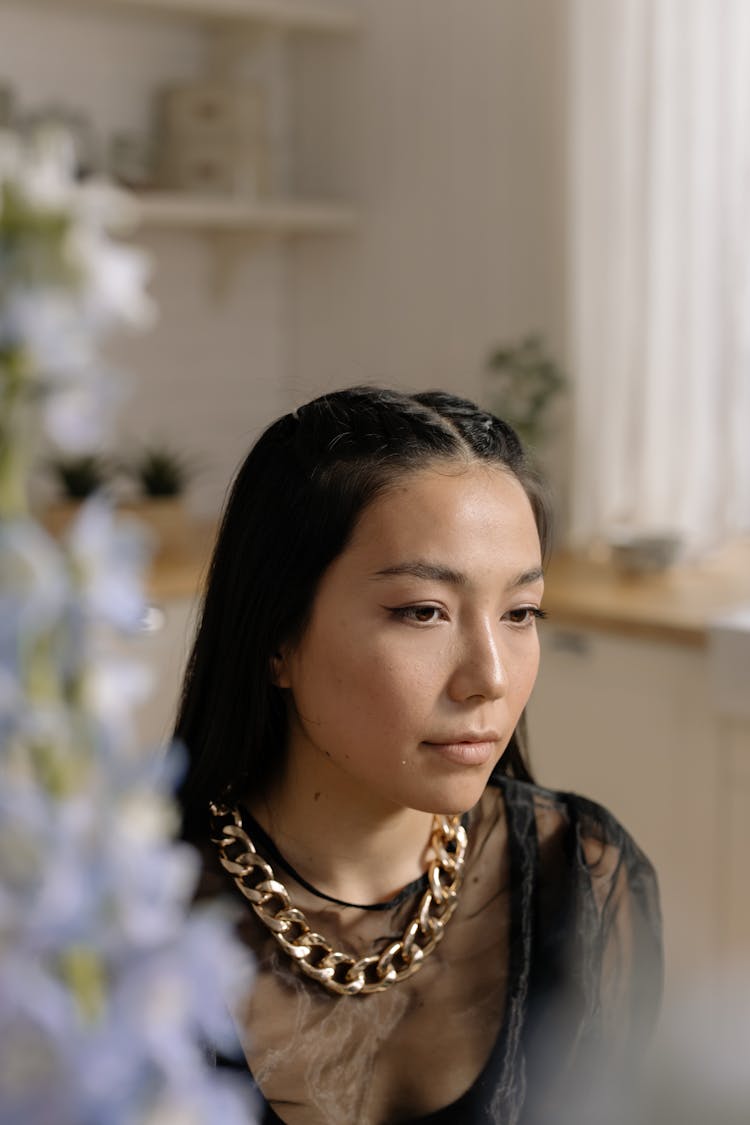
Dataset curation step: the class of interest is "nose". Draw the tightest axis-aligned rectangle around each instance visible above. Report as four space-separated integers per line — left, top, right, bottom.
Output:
446 619 507 703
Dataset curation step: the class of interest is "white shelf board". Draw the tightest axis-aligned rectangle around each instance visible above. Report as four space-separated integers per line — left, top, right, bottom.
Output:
32 0 360 32
134 192 358 233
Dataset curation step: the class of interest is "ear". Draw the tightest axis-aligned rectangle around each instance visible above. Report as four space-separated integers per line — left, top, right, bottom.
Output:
270 651 291 689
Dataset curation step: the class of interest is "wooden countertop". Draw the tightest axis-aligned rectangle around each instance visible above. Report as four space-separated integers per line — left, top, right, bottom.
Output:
541 539 750 647
147 521 750 648
146 519 217 601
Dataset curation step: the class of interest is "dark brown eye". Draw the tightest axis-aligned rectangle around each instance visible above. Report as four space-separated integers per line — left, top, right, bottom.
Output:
505 607 547 626
388 605 445 625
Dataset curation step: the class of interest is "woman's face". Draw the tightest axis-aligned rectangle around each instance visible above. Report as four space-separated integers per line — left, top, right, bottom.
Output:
275 461 544 817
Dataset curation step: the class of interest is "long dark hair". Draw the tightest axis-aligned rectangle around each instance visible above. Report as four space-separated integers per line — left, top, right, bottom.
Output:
175 386 551 838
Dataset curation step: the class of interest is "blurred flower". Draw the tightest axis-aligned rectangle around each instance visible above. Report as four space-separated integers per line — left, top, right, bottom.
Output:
44 368 127 452
11 127 77 213
84 653 154 752
0 519 68 644
0 130 22 184
0 128 256 1124
67 497 149 632
1 289 95 378
72 224 156 332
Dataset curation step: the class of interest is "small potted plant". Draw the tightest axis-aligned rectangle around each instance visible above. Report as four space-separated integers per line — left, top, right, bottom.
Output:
123 442 196 557
486 333 566 449
42 452 111 535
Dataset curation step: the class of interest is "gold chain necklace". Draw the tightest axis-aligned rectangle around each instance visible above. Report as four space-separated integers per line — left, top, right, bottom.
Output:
209 800 468 997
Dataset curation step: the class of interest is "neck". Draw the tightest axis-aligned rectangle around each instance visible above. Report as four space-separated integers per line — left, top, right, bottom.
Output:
247 753 434 907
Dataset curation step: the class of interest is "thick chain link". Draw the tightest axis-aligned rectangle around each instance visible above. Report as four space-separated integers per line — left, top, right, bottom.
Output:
209 801 468 996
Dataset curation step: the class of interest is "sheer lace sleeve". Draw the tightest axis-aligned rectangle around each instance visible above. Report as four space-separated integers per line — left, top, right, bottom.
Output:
574 795 663 1045
521 788 664 1124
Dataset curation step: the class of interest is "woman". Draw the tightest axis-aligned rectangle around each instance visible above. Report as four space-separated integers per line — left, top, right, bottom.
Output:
176 387 663 1125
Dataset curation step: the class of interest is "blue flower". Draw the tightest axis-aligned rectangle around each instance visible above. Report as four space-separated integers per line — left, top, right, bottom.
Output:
1 130 257 1124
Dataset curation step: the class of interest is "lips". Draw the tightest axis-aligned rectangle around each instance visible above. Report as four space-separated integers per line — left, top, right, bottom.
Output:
426 732 500 745
422 734 500 767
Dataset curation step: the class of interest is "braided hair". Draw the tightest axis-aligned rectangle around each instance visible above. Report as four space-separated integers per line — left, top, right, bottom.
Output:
175 387 550 837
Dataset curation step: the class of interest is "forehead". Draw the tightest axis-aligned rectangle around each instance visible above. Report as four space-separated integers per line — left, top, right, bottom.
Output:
344 462 541 572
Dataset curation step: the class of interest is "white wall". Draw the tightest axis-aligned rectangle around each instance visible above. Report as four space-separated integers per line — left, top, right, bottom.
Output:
287 1 569 403
1 0 569 517
287 0 571 526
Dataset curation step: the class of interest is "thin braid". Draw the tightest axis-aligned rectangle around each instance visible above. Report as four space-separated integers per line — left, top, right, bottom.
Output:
290 387 462 472
412 390 525 462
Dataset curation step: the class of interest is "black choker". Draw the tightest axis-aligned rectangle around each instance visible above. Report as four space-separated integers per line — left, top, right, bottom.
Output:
239 805 428 911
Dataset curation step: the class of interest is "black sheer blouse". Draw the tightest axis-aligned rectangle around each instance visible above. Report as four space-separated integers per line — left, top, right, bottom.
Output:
207 776 663 1124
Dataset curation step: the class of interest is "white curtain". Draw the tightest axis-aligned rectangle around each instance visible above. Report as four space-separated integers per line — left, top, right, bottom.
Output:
568 0 750 552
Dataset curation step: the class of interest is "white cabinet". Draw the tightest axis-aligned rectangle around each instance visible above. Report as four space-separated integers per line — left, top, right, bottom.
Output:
709 610 750 964
719 717 750 962
527 624 725 1000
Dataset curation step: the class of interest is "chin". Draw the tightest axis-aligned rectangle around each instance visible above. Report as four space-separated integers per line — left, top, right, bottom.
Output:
411 776 491 818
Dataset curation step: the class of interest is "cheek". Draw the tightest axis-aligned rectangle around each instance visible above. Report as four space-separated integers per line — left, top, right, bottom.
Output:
304 644 439 737
287 630 389 724
290 618 359 691
515 639 541 702
501 631 540 700
317 618 440 691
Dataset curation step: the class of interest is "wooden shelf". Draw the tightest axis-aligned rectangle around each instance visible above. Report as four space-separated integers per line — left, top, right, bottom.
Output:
134 192 357 234
35 0 360 33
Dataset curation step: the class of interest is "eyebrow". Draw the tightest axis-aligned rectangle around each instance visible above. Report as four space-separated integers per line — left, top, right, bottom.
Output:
371 561 544 590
